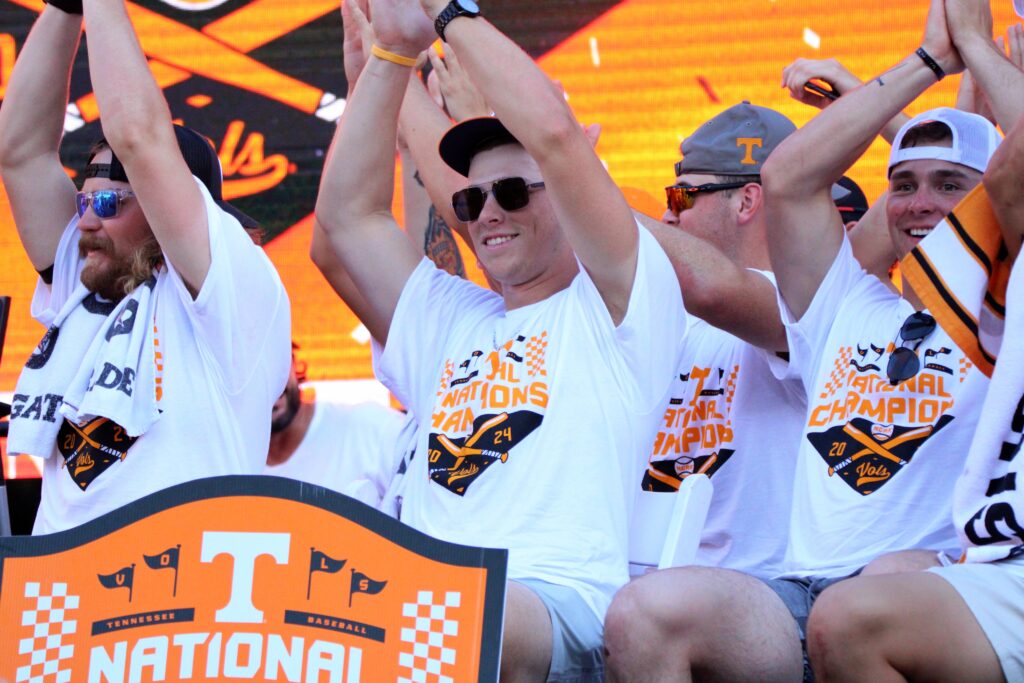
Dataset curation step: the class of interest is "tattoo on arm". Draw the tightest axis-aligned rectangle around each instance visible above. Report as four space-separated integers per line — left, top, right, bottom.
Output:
873 62 906 87
424 205 466 278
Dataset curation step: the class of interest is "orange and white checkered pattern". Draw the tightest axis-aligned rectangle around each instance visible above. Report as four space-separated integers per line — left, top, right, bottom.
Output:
398 590 461 683
820 346 853 400
437 359 455 395
959 357 974 383
525 332 548 378
724 364 740 407
16 582 78 683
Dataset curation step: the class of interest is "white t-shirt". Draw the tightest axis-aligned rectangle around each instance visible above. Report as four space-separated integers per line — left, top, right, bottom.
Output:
955 257 1024 564
264 400 406 508
378 226 685 620
780 236 988 578
30 180 291 534
643 271 805 578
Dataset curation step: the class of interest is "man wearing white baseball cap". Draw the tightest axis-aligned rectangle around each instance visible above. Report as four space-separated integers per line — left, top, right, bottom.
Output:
749 0 1024 681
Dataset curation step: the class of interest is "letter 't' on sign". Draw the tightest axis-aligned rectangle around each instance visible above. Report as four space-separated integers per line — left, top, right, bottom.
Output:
200 531 290 623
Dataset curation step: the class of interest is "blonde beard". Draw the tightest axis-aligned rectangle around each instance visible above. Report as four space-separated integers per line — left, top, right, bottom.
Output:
118 237 164 296
81 237 163 301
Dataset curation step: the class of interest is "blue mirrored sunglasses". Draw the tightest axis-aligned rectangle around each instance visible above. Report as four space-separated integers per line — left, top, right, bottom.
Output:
76 189 135 219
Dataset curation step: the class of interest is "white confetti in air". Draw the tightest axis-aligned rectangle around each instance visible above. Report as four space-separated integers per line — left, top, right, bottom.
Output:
351 324 371 345
590 36 601 67
803 27 821 49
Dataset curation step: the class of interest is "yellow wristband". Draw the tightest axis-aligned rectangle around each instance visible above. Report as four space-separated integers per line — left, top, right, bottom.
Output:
371 44 418 68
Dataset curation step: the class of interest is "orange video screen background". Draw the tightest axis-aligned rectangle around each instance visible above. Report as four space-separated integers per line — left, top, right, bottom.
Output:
0 0 1020 390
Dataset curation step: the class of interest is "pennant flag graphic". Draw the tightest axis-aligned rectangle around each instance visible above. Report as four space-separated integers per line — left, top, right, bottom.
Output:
349 569 387 607
307 547 346 599
97 563 135 602
143 544 181 597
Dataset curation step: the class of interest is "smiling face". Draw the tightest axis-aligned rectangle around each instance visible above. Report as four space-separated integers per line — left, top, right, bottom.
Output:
886 159 981 258
464 144 577 303
77 147 158 301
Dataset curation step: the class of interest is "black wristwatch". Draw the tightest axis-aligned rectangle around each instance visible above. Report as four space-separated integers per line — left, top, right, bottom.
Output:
434 0 480 42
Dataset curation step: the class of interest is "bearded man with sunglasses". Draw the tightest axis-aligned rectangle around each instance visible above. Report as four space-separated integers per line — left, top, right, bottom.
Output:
314 0 685 679
0 0 290 534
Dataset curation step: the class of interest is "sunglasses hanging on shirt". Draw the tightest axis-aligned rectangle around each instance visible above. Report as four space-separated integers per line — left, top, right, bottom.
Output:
886 311 937 385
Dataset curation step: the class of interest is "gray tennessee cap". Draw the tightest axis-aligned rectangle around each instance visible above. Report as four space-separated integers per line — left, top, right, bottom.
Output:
677 102 796 176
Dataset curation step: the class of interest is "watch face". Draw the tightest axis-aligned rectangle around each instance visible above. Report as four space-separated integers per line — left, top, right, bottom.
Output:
457 0 480 13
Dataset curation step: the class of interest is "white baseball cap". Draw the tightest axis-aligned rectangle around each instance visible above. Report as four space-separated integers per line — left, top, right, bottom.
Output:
889 107 1001 176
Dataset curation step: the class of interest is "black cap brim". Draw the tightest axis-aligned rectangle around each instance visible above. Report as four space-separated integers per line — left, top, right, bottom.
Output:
439 117 519 177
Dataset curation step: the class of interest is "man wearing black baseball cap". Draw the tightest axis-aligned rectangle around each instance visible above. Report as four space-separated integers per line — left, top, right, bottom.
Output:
0 0 290 533
313 0 684 679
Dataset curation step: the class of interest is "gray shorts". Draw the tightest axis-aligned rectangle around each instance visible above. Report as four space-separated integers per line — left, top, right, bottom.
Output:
762 571 860 683
930 554 1024 682
515 578 604 683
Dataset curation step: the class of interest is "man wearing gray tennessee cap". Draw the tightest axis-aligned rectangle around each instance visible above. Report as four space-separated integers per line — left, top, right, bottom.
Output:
603 102 812 682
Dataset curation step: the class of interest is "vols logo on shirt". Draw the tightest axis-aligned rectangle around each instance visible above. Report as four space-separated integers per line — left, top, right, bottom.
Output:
643 364 739 491
643 449 733 491
808 415 953 495
807 339 969 494
57 416 137 490
428 412 542 495
429 333 550 495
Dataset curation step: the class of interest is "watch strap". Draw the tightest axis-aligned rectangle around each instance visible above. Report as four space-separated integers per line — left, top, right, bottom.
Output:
434 1 478 42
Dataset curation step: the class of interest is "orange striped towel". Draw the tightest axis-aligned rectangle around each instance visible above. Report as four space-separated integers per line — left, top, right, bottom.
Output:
901 184 1011 378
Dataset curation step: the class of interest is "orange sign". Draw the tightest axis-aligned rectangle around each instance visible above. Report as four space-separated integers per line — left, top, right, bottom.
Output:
0 476 505 682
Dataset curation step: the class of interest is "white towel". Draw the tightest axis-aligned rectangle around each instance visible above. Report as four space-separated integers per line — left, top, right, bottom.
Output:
954 256 1024 563
8 274 161 460
903 184 1024 562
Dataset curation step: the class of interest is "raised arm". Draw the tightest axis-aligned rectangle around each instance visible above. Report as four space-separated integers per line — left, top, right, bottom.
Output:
0 6 82 272
762 0 961 319
82 0 210 295
983 112 1024 260
313 0 434 343
947 0 1024 131
418 0 639 323
637 214 788 352
782 57 911 144
398 75 469 235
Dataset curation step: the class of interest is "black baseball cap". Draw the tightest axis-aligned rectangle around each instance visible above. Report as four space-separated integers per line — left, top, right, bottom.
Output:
831 175 869 224
439 117 520 177
86 124 259 229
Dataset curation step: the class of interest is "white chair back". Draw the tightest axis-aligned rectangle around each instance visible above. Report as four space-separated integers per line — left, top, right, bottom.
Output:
628 474 713 577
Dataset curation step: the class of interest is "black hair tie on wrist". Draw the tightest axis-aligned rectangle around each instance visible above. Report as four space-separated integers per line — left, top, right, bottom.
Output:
915 47 945 82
